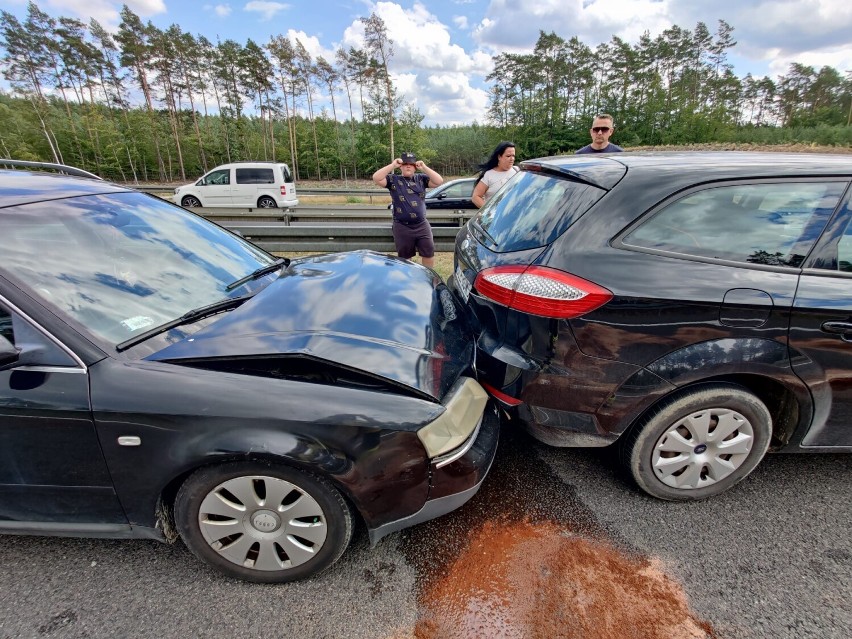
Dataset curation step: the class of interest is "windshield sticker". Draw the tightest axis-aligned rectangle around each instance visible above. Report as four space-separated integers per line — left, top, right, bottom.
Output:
121 315 156 332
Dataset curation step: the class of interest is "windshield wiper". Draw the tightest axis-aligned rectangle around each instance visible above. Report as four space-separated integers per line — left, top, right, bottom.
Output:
225 257 289 292
471 217 498 247
116 294 254 352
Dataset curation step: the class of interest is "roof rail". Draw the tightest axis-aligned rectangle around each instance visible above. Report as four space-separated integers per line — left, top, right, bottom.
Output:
0 159 103 180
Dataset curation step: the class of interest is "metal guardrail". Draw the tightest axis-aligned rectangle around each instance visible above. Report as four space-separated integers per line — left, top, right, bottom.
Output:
135 185 387 197
194 204 475 227
131 187 472 252
299 188 387 197
137 185 389 204
230 224 463 253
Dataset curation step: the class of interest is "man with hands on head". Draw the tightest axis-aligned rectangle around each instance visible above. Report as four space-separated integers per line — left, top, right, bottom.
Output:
373 152 443 269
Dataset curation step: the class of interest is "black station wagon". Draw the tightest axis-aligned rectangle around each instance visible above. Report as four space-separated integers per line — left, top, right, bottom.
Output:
0 161 498 583
450 151 852 500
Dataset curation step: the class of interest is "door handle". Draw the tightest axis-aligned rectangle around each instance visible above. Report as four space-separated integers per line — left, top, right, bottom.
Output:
821 321 852 335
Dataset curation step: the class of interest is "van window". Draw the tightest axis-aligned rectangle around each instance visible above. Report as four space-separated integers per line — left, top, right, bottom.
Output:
279 165 293 183
236 168 275 184
201 169 229 186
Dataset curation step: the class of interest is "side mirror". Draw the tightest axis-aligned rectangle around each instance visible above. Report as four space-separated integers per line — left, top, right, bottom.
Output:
437 193 447 200
0 334 20 368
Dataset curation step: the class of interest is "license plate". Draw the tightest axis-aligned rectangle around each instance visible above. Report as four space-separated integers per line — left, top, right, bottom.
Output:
454 265 472 303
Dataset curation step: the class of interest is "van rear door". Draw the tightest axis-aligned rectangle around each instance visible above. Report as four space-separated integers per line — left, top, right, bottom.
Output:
278 164 298 207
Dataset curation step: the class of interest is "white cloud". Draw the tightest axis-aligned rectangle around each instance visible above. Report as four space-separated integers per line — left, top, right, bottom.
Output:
669 0 852 78
338 1 495 124
394 71 490 126
285 30 338 62
473 0 669 51
244 1 291 21
36 0 165 29
764 46 852 80
213 4 232 17
126 0 167 14
453 15 468 29
472 0 852 80
343 2 485 71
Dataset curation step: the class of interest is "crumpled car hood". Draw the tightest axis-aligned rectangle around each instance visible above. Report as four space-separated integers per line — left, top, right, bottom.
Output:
147 251 474 401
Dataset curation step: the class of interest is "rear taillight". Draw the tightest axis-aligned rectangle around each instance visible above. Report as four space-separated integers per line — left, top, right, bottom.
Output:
474 265 612 319
280 186 287 195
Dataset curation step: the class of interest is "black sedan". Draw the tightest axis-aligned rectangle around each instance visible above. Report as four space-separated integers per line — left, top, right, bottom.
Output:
386 178 478 212
0 163 498 583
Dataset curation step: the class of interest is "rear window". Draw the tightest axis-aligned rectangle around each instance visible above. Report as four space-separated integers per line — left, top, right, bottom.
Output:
236 168 275 184
622 181 846 267
279 165 293 183
471 171 607 252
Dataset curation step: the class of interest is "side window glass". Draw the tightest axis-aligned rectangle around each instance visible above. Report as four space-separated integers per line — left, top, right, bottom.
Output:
280 165 293 183
837 217 852 272
444 183 468 198
236 168 274 184
203 169 230 186
0 306 12 343
0 304 77 367
623 182 846 267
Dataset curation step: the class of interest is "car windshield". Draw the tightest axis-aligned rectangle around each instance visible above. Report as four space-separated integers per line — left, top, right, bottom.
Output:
471 171 607 252
0 191 279 347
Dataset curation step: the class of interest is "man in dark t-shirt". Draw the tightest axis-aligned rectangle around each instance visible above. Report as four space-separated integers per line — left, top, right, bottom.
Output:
372 152 443 268
575 113 624 154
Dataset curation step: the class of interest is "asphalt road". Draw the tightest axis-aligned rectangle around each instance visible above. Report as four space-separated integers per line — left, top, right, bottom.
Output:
0 424 849 639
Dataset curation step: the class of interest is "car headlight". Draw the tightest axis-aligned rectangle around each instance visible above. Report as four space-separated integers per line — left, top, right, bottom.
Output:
417 377 488 458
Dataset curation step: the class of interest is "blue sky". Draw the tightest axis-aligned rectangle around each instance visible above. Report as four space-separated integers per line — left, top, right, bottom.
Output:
1 0 850 126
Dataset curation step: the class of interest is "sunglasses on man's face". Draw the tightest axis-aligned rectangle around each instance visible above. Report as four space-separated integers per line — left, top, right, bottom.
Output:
591 126 612 133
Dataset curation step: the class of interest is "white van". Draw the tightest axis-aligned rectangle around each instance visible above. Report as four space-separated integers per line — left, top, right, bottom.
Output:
174 161 299 209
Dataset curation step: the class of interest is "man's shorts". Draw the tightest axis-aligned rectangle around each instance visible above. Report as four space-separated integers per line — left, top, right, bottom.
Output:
392 219 435 259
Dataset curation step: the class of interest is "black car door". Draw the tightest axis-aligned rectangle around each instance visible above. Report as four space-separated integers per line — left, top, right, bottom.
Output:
0 300 127 528
427 184 455 209
790 186 852 447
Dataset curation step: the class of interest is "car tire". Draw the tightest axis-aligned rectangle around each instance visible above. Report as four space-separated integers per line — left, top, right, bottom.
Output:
257 196 277 208
181 195 202 208
621 384 772 501
174 461 353 583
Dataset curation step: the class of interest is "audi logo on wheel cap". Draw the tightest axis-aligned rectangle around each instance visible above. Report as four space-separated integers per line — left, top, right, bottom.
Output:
251 510 280 532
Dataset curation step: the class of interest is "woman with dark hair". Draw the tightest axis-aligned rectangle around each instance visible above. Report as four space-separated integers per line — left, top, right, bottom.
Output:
472 141 518 208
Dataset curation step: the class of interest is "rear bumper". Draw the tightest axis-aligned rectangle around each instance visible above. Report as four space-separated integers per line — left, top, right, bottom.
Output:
367 402 499 545
516 403 616 447
474 343 634 448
